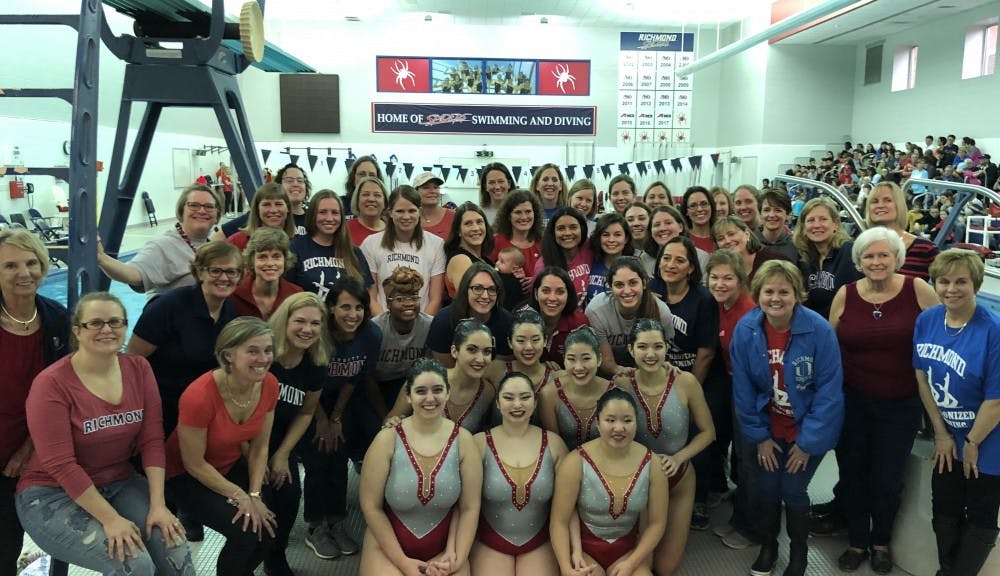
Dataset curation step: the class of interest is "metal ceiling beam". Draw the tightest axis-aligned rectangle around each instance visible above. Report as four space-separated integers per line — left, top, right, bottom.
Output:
675 0 862 77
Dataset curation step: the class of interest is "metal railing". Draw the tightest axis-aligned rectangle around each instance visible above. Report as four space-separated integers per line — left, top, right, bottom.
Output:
773 175 867 232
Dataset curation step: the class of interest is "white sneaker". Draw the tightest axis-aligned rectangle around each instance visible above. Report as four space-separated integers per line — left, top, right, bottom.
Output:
722 529 754 550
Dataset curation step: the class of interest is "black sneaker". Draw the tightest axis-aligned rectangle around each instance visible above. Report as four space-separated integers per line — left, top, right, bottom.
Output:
810 512 847 536
837 548 868 572
810 499 839 518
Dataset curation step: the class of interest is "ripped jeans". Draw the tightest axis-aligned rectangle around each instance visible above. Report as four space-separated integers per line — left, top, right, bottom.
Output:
15 475 194 576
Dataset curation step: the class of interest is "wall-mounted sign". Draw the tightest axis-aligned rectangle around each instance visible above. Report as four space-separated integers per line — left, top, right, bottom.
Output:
372 103 597 136
376 56 591 96
618 32 695 146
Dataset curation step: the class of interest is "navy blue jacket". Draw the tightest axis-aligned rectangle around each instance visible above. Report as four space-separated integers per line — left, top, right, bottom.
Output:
36 294 70 365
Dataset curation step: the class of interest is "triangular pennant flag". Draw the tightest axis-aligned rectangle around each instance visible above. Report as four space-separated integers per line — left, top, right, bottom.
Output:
618 163 630 175
307 154 318 172
476 168 483 179
583 165 594 179
671 158 682 172
384 162 396 179
423 166 433 173
345 158 355 172
289 154 300 166
326 157 337 174
711 153 720 167
512 166 522 183
653 160 664 174
636 162 648 177
458 167 468 181
441 166 451 182
566 165 576 181
261 149 271 164
403 163 415 180
688 155 702 169
600 165 612 179
529 166 539 177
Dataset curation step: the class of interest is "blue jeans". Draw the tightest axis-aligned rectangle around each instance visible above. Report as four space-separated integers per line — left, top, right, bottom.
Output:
16 475 194 576
756 438 822 509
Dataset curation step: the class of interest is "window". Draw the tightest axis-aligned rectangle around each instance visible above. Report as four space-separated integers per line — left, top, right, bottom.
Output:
864 44 883 85
891 45 918 92
962 22 998 79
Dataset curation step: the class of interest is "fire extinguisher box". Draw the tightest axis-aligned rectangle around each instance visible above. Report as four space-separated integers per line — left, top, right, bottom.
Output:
8 179 25 199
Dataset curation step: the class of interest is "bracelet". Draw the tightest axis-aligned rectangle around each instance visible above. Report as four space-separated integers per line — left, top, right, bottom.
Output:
965 435 978 447
248 491 261 499
331 414 343 424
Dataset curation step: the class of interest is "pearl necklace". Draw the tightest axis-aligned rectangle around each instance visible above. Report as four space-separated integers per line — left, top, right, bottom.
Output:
1 303 37 331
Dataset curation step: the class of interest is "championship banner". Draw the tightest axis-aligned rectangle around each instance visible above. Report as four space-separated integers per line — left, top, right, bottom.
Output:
618 32 695 147
376 56 590 96
372 103 597 136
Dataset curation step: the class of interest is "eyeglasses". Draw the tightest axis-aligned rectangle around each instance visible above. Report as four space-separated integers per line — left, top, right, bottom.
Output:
78 318 127 330
185 202 218 212
203 267 241 279
282 177 306 185
387 294 420 304
469 285 498 296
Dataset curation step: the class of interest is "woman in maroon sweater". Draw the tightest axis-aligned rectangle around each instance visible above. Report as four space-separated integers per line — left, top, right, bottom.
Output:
16 292 193 575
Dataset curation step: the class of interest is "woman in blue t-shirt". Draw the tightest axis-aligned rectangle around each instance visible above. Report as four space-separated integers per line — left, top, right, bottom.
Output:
914 249 1000 576
264 293 330 575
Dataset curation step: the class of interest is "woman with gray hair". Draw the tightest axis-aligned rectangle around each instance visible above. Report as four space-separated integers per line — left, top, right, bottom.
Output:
827 227 939 573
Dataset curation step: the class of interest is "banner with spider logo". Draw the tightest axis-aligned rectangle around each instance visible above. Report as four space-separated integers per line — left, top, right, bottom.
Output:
376 56 590 96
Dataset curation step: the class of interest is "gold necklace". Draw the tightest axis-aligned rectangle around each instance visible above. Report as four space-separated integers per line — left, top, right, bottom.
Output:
222 373 254 408
1 303 37 331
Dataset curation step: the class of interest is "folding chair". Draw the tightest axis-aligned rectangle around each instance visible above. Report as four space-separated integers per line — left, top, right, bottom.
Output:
28 207 65 232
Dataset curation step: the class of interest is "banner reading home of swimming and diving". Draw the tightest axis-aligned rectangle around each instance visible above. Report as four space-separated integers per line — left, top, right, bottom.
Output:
372 103 597 136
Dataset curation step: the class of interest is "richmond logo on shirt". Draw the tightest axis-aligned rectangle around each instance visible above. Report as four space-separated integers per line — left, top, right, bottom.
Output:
83 410 144 434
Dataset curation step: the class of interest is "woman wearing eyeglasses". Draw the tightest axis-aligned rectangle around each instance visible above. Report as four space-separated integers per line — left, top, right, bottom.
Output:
681 186 718 254
97 184 224 298
17 292 195 575
426 262 514 369
128 242 242 440
289 189 373 300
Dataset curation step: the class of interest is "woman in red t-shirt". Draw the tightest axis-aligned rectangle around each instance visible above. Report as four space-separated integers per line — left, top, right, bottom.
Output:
164 317 280 576
17 292 192 575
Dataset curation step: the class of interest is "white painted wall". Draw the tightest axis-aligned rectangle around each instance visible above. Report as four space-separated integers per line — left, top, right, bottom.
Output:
851 1 1000 144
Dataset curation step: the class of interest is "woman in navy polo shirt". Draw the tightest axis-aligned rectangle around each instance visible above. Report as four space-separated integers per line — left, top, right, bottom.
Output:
427 262 513 368
128 241 242 438
301 277 382 560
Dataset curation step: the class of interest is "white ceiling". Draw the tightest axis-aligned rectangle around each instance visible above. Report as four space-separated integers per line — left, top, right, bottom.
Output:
198 0 771 27
776 0 999 45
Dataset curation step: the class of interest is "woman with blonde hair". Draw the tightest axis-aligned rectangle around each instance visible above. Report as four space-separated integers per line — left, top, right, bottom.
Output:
793 197 860 319
348 177 389 245
529 163 567 227
264 293 331 575
865 181 939 280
